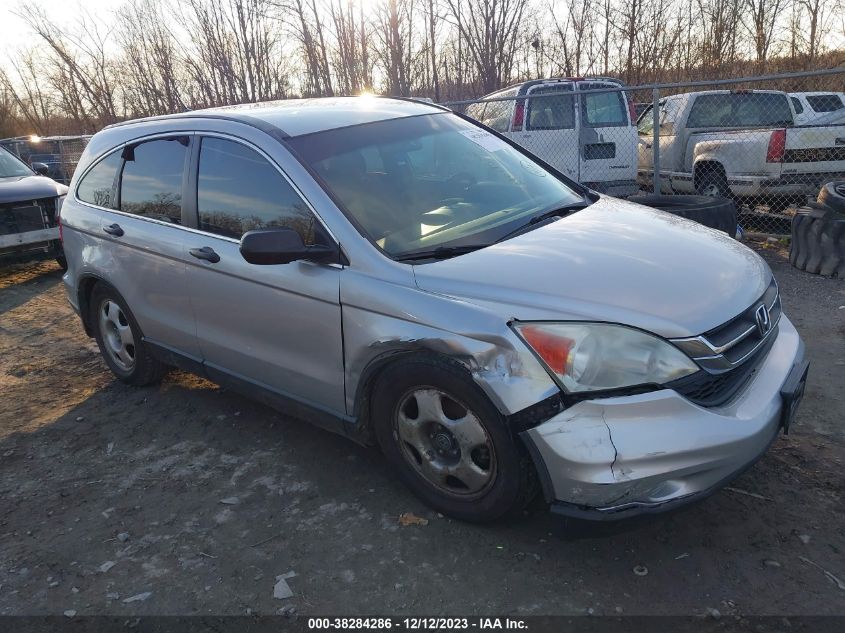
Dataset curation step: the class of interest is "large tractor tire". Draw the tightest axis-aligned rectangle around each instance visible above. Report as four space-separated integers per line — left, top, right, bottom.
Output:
790 203 845 277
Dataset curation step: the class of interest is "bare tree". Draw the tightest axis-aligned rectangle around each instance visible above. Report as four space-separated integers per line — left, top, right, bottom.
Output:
444 0 529 93
741 0 788 70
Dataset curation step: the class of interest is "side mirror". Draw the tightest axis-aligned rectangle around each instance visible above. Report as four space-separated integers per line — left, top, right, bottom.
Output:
32 162 49 176
239 228 338 265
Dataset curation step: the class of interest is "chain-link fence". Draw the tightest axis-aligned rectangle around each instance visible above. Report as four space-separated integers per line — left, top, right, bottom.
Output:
444 68 845 236
0 135 92 185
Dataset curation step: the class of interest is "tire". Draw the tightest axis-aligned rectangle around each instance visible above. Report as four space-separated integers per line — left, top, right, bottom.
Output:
55 255 68 271
817 181 845 214
371 356 537 523
628 193 737 236
89 282 167 385
695 165 731 199
790 205 845 278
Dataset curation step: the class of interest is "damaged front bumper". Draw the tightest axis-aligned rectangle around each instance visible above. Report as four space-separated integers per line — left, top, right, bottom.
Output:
522 315 806 521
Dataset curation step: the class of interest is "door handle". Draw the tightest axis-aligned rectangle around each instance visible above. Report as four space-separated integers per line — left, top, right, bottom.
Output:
103 223 124 237
189 246 220 263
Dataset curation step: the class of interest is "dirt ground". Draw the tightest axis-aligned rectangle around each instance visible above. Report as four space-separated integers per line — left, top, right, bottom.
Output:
0 242 843 618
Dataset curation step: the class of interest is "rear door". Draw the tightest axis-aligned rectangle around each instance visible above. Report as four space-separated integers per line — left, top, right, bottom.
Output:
576 81 638 189
181 134 345 414
517 83 579 180
74 135 202 359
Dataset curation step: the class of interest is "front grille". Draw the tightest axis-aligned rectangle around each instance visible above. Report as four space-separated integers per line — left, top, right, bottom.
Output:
669 327 777 407
667 277 781 407
671 277 781 373
0 197 58 256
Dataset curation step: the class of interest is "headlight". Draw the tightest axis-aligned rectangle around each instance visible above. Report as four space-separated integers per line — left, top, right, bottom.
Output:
512 322 698 393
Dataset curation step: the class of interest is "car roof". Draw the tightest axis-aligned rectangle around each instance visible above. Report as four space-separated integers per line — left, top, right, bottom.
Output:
664 89 787 100
105 96 446 138
481 77 625 99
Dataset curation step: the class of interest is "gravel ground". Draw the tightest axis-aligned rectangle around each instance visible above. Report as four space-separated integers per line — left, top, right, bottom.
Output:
0 242 843 617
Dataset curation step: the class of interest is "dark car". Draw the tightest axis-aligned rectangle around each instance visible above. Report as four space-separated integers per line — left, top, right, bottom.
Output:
0 135 91 185
0 145 68 268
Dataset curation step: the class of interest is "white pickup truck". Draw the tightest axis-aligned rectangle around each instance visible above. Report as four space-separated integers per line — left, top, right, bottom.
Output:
637 90 845 207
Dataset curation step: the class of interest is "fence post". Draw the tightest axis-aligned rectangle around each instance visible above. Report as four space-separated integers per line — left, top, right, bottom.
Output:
652 88 661 194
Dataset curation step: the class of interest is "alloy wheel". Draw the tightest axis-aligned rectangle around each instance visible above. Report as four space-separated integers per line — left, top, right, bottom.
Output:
394 388 496 497
98 299 136 372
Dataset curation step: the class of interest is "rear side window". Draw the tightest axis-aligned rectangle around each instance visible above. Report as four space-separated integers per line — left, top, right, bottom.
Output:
581 83 627 126
527 85 574 130
790 96 804 114
76 151 121 209
119 137 187 223
686 93 793 128
806 94 844 113
196 137 316 243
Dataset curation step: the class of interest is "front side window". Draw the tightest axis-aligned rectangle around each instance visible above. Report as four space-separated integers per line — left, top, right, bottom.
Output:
197 137 316 243
0 146 34 179
806 94 844 113
527 85 574 130
289 113 584 258
77 151 122 208
637 104 655 136
119 137 187 223
790 96 804 114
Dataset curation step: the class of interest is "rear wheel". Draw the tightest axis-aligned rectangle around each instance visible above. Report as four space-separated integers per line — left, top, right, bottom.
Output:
89 283 167 385
371 357 536 522
695 167 730 199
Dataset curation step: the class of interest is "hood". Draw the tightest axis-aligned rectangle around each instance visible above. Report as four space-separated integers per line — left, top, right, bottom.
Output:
412 197 770 338
0 175 67 205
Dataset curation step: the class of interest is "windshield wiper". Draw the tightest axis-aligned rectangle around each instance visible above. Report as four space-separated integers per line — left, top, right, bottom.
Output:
493 200 593 244
394 244 491 262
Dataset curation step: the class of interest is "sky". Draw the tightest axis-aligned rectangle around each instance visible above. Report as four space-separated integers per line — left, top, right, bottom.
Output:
1 0 119 56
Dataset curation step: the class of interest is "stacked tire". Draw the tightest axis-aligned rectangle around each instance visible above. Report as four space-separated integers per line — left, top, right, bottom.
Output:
790 182 845 278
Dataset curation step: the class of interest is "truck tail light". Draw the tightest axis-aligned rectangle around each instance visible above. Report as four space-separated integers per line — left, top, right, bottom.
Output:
512 100 525 132
766 129 786 163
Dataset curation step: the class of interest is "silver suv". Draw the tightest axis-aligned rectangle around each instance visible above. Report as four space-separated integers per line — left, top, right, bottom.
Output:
60 97 808 523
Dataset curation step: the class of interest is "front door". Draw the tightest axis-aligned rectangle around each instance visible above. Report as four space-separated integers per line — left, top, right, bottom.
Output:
75 135 202 359
181 135 345 414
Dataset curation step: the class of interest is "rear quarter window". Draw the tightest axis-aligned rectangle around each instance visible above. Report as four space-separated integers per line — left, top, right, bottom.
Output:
76 151 122 209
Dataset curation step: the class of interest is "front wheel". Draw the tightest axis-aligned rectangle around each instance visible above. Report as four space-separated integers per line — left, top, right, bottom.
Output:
371 357 537 522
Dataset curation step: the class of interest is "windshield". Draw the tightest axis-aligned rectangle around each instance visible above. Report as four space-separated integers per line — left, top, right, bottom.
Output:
0 146 34 178
288 113 583 257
